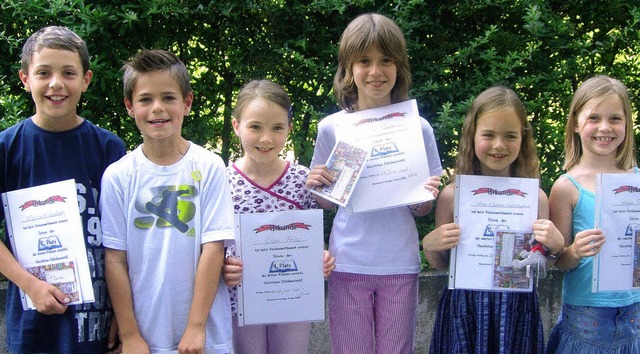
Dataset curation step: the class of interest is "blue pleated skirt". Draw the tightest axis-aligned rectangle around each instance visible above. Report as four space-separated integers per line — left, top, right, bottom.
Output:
429 288 544 354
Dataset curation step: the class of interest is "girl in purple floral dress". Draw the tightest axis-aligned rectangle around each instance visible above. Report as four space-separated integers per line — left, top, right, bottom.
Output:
222 79 335 354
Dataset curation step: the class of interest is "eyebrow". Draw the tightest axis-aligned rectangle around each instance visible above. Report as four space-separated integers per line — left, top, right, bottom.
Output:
32 64 80 70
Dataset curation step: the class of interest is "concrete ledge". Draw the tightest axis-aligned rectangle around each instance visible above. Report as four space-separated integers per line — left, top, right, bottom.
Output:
0 271 563 353
309 270 563 353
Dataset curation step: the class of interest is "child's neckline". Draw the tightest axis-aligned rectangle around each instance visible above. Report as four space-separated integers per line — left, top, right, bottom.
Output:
233 159 290 190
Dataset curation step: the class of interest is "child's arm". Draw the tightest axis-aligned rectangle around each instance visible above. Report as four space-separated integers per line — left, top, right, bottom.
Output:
549 177 605 271
422 184 460 270
0 242 69 314
105 248 150 354
531 190 565 260
305 165 337 210
179 241 224 353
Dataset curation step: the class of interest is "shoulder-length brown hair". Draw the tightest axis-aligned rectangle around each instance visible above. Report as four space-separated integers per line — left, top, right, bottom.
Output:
455 86 539 178
333 13 411 112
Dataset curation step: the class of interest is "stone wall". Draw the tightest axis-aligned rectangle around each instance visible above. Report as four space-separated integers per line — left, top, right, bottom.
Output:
310 270 564 353
0 271 564 353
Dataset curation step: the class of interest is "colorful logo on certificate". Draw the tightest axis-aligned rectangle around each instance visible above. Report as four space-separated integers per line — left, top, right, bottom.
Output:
254 222 311 233
484 224 509 237
625 223 640 236
371 142 399 157
613 185 640 194
19 195 67 210
269 260 298 273
471 188 527 197
38 235 63 251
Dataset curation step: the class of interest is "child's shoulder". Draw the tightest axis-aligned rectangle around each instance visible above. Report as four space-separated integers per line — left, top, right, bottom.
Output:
439 183 456 201
549 172 584 205
0 118 29 140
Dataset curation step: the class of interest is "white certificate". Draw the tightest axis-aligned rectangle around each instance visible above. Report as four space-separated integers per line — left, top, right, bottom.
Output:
593 173 640 292
333 99 434 213
235 209 325 326
449 175 539 292
2 179 95 310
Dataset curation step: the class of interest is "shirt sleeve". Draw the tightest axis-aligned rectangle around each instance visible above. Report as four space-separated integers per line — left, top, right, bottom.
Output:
100 162 128 251
200 154 235 244
420 117 443 176
310 115 337 168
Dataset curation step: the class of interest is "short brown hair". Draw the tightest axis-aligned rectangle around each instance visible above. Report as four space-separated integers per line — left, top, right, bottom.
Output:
21 26 90 73
122 49 192 102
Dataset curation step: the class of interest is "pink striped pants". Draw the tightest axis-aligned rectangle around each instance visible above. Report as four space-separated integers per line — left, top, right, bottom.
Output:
328 271 418 354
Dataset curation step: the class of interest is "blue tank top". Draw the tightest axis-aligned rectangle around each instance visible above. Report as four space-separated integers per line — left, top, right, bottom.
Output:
562 174 640 306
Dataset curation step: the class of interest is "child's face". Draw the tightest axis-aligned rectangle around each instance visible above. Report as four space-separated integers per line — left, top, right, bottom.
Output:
19 48 92 129
352 45 397 110
474 108 522 177
574 94 626 160
232 97 291 166
124 70 192 143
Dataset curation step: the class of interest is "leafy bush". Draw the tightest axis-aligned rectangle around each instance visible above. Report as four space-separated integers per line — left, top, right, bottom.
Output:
2 0 639 270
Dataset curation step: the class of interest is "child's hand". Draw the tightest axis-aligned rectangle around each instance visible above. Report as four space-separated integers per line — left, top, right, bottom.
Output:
223 257 243 286
569 229 606 259
323 250 336 278
179 323 206 354
306 165 335 189
424 175 442 199
24 278 69 314
422 223 460 252
106 317 121 354
121 333 150 354
532 219 564 256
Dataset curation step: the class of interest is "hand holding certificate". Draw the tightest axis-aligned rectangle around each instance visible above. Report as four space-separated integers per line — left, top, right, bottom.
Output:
310 141 369 207
330 99 434 213
234 209 325 326
2 179 95 310
449 175 539 292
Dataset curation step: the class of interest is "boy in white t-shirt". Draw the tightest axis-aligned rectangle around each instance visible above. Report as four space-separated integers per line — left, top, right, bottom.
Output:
101 49 234 354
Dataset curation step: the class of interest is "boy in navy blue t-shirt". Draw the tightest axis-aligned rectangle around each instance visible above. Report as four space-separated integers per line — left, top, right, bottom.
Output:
0 26 125 353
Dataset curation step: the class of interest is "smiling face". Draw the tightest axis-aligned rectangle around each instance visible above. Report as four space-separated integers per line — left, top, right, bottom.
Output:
19 47 92 131
232 97 291 168
124 70 192 144
474 108 523 177
352 46 397 110
575 94 626 161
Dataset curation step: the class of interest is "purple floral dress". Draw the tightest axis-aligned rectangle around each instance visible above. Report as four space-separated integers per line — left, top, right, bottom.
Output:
225 161 317 313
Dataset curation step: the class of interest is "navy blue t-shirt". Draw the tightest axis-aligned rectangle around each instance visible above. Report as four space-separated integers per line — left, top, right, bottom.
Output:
0 117 125 354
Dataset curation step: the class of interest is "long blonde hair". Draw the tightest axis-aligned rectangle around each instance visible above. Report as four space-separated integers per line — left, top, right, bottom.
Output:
563 75 636 170
455 86 539 178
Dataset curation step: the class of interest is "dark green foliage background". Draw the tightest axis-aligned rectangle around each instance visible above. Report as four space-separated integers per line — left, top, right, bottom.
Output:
2 0 639 269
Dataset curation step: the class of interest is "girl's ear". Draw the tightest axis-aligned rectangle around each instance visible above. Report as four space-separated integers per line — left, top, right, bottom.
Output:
573 119 580 133
232 118 240 136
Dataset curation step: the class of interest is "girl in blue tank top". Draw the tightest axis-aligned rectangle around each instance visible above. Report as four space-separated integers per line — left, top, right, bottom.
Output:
546 75 640 353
